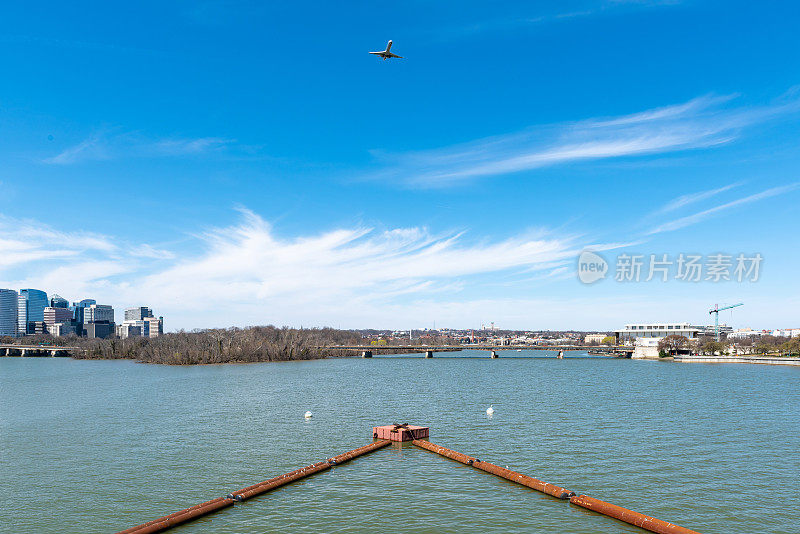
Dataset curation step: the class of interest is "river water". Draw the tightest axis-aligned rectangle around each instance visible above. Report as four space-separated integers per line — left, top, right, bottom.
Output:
1 351 798 533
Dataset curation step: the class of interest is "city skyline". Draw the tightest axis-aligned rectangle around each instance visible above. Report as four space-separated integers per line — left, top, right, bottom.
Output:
1 1 799 331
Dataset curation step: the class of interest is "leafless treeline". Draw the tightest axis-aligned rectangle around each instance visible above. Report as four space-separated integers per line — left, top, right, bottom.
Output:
2 326 362 364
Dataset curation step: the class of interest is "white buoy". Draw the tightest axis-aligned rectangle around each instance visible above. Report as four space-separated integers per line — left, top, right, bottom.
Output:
304 410 313 419
486 405 494 416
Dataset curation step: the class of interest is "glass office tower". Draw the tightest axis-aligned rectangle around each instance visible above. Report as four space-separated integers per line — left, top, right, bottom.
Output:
0 289 18 337
17 289 48 335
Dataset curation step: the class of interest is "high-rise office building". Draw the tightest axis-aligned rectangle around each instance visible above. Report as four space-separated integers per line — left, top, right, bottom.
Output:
71 299 96 329
49 294 69 308
18 289 48 335
125 307 153 321
84 304 114 323
44 306 74 325
0 289 18 337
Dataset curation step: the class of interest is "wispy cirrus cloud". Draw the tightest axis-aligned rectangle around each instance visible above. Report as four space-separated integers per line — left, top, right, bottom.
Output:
137 209 587 311
657 182 743 214
0 209 615 328
438 0 683 39
0 215 117 269
648 183 800 234
371 93 800 188
42 130 236 165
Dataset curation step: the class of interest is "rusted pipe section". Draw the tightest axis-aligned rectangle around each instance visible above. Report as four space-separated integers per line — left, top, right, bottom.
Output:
229 461 332 501
117 440 391 534
412 440 575 500
228 440 391 501
117 497 235 534
570 495 701 534
330 439 391 465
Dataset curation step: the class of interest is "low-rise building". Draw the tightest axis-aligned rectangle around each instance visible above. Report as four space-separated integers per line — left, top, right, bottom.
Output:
117 323 142 339
584 333 608 344
85 321 114 339
614 323 700 345
48 323 76 337
145 316 163 337
118 313 163 339
728 328 762 340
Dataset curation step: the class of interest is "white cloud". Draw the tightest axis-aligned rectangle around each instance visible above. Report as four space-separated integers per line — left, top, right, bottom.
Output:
648 183 800 234
0 210 607 328
43 134 109 165
1 208 795 330
657 182 743 214
371 93 800 187
0 215 117 269
133 210 585 313
43 130 235 165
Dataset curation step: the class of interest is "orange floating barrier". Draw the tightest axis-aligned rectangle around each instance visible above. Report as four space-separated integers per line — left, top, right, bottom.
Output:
117 497 235 534
412 439 575 499
229 440 391 501
570 494 701 534
116 439 391 534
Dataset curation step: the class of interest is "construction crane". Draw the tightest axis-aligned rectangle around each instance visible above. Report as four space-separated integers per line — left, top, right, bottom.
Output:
709 303 743 341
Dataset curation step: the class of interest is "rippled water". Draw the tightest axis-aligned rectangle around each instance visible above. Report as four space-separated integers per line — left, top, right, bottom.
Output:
1 351 798 533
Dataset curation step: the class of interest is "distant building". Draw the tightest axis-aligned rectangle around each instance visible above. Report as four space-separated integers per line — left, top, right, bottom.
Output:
119 308 163 339
18 289 48 335
44 306 74 325
85 321 114 339
694 324 733 338
116 323 142 339
71 299 96 332
125 307 153 321
48 323 76 337
49 294 70 308
0 289 18 337
771 328 800 338
728 328 762 340
614 323 701 345
30 321 47 336
584 333 608 344
146 316 163 337
84 304 114 324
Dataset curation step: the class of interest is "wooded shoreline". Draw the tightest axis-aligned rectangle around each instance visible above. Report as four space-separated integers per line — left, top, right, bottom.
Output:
1 326 368 365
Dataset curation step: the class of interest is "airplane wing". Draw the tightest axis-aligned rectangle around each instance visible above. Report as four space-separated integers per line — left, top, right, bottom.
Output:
386 52 403 58
369 51 383 55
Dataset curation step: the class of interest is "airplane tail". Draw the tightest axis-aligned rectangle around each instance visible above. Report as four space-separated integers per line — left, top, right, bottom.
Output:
386 40 393 52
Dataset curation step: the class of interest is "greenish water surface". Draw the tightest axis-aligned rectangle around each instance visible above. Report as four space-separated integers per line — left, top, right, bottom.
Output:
1 351 797 533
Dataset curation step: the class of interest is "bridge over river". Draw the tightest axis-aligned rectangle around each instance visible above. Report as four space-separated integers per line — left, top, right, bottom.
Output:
0 344 86 357
319 344 634 358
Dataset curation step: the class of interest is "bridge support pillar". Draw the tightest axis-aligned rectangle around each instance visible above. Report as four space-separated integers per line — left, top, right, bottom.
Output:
490 350 499 358
424 350 434 358
361 350 372 358
21 349 27 357
51 350 58 357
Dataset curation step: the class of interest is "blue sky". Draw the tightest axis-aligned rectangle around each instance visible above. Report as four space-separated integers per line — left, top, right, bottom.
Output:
1 0 799 331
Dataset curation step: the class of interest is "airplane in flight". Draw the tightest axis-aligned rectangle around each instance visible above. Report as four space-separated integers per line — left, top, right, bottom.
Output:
369 40 403 60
